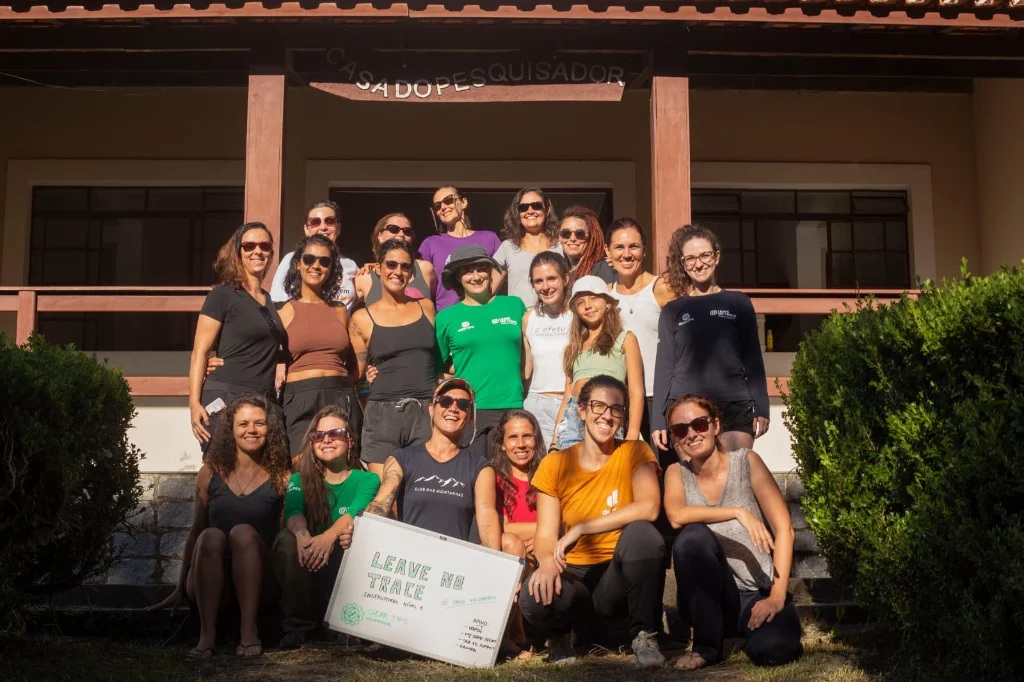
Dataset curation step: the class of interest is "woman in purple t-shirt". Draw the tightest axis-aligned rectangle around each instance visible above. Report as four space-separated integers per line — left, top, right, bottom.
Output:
418 185 502 310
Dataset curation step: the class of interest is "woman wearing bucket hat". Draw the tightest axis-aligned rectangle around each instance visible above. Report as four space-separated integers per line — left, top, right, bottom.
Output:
360 379 501 550
434 243 528 458
551 275 644 451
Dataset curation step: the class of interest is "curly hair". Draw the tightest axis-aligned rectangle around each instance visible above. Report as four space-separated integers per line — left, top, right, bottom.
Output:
282 234 341 304
560 206 607 287
205 394 290 496
369 213 412 260
293 404 353 533
664 393 724 452
489 409 543 519
502 187 560 246
213 221 272 290
431 185 472 234
563 292 624 378
666 223 721 297
528 251 571 316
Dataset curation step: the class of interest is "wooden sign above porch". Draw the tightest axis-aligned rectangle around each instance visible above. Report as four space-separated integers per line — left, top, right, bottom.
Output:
308 49 629 103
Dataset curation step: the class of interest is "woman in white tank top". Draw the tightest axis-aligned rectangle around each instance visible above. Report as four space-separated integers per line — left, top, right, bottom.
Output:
521 251 573 450
605 218 682 450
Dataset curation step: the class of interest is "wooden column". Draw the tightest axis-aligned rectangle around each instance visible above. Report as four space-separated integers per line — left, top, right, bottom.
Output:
650 75 692 275
16 290 37 345
244 65 286 277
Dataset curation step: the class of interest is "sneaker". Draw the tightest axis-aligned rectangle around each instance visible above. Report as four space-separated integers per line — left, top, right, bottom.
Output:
631 630 665 669
547 633 577 665
278 630 306 650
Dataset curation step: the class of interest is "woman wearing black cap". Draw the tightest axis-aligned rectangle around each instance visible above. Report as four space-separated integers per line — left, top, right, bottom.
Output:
358 379 501 550
434 243 527 458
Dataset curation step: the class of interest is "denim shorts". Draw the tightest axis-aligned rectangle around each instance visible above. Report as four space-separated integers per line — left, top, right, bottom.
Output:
554 396 624 450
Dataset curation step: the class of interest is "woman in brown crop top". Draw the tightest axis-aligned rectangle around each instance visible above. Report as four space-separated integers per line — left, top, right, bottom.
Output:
275 234 360 457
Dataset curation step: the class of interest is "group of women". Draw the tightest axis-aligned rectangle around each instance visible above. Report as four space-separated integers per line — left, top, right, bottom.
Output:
161 185 800 670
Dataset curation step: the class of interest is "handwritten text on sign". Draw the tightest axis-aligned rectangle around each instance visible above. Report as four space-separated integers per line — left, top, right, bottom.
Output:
325 514 522 667
324 49 626 101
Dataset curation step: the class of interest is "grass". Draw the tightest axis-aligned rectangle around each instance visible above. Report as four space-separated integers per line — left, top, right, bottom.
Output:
0 620 911 682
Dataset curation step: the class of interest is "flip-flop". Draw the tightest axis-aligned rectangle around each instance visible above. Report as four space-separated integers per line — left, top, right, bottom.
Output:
187 647 213 659
236 642 263 657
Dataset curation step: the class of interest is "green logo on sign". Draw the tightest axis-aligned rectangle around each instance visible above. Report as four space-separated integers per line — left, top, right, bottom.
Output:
341 603 364 626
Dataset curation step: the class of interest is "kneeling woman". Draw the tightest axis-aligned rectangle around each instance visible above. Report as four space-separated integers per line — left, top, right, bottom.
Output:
275 406 381 649
663 394 802 669
148 395 291 658
520 375 666 668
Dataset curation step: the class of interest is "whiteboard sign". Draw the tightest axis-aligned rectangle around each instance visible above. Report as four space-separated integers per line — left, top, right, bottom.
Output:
324 513 524 668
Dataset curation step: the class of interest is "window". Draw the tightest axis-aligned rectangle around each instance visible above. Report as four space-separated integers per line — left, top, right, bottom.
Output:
29 186 244 351
692 188 911 351
329 187 613 267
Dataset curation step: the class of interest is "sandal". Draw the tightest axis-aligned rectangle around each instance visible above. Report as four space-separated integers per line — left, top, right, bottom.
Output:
187 647 214 660
236 642 264 657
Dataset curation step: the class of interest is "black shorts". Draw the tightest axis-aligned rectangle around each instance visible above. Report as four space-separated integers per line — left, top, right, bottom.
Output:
718 399 756 437
360 397 433 465
281 376 361 457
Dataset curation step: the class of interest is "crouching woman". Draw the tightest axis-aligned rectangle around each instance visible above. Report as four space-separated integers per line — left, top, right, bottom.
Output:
274 406 380 649
663 394 802 669
147 394 291 658
519 375 667 669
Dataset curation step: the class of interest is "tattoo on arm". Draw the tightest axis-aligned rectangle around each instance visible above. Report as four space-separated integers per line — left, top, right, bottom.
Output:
365 459 402 518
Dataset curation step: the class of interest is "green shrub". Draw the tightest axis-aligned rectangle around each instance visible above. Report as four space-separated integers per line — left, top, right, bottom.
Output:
0 333 142 621
783 262 1024 680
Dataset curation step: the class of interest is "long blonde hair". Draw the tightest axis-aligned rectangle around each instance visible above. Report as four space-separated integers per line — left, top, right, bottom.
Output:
562 295 624 377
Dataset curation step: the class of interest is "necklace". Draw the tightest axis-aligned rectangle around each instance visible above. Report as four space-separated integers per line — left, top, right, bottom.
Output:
232 468 262 497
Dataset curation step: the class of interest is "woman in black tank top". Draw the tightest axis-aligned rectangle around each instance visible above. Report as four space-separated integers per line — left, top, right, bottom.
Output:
349 239 439 474
354 212 437 304
146 395 290 659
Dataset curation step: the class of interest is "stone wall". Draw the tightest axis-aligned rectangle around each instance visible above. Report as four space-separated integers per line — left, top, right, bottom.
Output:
101 471 827 586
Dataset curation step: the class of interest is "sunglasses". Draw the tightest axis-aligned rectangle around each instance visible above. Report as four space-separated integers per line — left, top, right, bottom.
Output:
383 259 413 274
585 400 625 419
313 427 349 443
241 241 273 254
435 395 472 412
384 224 415 238
307 215 338 228
669 416 713 440
518 201 545 213
560 229 588 241
300 253 334 268
432 194 457 212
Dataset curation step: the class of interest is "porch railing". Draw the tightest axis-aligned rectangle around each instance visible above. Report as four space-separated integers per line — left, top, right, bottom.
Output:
0 286 918 399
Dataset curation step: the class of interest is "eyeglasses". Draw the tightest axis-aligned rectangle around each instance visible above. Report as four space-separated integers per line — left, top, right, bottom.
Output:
669 416 712 440
241 241 273 254
383 259 413 274
300 253 334 268
560 229 587 241
432 194 457 212
435 395 472 412
585 400 625 419
313 427 349 443
384 224 415 238
518 201 545 213
682 251 717 269
307 216 338 228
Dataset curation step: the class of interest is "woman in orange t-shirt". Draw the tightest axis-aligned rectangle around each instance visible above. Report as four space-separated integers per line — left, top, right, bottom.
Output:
519 375 667 669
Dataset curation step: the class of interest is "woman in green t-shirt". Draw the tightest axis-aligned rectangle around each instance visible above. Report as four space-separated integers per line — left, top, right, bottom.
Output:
273 405 380 649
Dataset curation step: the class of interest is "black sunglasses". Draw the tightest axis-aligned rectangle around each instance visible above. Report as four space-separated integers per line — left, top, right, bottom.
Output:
300 253 334 268
241 241 273 253
313 427 349 443
432 194 457 212
383 259 413 274
307 215 337 228
560 229 587 241
518 201 545 213
669 416 713 440
384 224 415 237
435 395 472 412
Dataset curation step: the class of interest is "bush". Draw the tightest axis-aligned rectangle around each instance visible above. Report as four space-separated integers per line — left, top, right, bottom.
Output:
0 333 142 622
783 262 1024 680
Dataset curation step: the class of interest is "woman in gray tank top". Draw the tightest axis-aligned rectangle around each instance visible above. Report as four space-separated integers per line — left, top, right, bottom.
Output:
662 394 802 670
353 212 437 304
349 239 439 475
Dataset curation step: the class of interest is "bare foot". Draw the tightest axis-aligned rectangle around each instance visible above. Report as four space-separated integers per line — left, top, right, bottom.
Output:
674 651 707 670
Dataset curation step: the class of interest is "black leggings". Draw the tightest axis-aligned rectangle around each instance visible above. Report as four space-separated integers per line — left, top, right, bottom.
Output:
672 523 802 666
519 520 666 640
